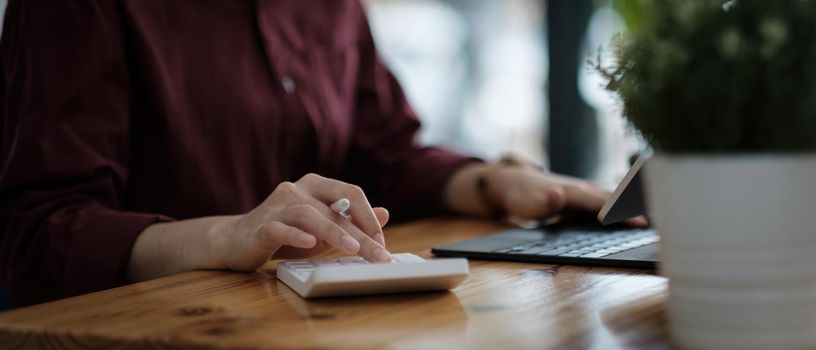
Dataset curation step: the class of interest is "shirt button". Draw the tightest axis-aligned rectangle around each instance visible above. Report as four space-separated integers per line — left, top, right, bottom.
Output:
281 75 296 93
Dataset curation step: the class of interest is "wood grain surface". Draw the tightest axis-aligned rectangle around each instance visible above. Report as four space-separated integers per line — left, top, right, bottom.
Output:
0 219 670 349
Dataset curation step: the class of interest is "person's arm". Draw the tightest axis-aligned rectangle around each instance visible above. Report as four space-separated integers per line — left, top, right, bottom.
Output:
129 174 392 282
127 216 232 282
0 0 173 305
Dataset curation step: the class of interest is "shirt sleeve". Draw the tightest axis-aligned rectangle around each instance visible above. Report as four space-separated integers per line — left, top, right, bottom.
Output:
342 2 481 222
0 0 171 306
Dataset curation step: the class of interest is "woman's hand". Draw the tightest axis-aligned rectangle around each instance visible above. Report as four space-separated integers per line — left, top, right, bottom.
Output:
210 173 393 272
444 161 648 226
490 167 648 226
129 173 391 282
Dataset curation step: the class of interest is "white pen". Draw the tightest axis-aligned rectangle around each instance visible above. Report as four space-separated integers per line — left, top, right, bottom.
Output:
330 198 351 218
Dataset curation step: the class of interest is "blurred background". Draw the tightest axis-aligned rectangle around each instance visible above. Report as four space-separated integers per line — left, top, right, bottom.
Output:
363 0 644 187
0 0 4 36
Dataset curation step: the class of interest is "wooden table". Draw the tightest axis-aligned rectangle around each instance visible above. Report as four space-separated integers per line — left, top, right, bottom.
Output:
0 219 670 349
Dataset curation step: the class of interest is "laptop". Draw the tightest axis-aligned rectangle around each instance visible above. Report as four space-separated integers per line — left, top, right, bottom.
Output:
431 155 659 269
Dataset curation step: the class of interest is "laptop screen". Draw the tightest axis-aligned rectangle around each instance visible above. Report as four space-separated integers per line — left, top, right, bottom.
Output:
597 153 649 225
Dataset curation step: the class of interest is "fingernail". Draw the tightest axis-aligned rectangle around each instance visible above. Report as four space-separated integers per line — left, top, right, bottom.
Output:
374 233 386 246
341 235 360 253
374 248 392 263
298 233 315 247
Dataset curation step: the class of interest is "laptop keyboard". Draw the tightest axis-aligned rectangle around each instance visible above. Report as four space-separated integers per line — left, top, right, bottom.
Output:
494 229 658 258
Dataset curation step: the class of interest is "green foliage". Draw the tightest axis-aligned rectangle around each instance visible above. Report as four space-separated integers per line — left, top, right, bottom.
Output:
599 0 816 153
611 0 647 32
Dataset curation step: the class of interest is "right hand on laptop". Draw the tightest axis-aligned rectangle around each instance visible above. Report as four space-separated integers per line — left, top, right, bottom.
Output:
444 161 648 227
490 169 649 227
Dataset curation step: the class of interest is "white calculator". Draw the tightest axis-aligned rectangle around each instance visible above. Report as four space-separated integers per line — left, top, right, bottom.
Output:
276 253 469 298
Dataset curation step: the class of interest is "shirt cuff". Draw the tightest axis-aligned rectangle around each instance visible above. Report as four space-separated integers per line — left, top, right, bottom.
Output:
63 208 173 297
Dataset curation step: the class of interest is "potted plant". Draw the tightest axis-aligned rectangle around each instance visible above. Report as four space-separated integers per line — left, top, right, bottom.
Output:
598 1 816 349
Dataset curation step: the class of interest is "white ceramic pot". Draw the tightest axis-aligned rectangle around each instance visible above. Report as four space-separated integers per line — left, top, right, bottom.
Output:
644 154 816 350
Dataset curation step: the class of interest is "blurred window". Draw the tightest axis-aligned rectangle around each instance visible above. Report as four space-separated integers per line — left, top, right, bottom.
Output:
0 0 7 36
365 0 642 186
365 0 547 163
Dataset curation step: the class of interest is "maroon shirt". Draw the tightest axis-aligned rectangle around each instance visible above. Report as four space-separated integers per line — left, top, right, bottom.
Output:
0 0 474 306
